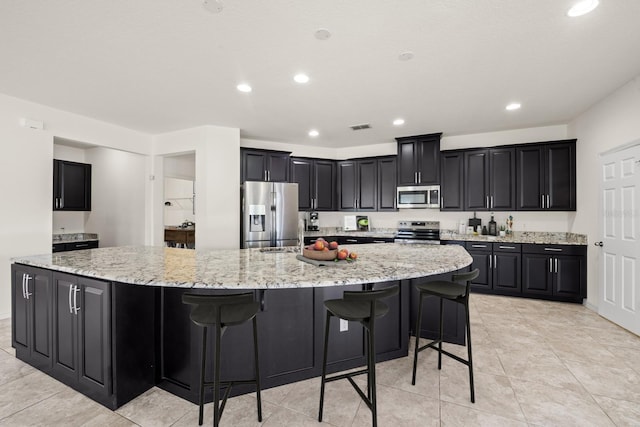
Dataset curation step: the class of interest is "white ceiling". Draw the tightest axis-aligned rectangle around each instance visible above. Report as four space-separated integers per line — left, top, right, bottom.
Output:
2 0 640 148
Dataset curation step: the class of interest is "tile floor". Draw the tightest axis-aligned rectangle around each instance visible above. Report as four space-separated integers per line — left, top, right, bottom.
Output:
1 294 639 426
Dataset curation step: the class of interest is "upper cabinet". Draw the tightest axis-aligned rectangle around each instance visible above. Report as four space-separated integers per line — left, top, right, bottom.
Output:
53 159 91 211
241 148 290 183
290 157 336 211
377 156 397 211
516 141 576 211
337 158 378 211
440 151 464 211
396 133 442 186
463 147 515 211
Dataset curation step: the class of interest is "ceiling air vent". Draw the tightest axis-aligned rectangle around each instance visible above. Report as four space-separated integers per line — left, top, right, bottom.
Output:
349 123 371 131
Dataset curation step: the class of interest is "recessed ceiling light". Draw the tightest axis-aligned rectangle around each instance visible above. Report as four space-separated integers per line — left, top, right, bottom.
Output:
202 0 223 14
393 118 405 126
314 28 331 40
236 83 252 93
308 129 319 137
505 103 521 111
567 0 599 17
294 74 310 84
398 51 414 61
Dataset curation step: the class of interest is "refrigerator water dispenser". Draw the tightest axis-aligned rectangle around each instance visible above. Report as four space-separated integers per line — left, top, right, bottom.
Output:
249 204 266 232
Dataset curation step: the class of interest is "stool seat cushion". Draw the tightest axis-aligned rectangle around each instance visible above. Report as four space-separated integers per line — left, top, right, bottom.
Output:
189 301 260 327
415 280 466 299
324 299 389 322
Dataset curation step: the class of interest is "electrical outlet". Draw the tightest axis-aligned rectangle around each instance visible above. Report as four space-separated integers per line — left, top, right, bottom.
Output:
339 319 348 332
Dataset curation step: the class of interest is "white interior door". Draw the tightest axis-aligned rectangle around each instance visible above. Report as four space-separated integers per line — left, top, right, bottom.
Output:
599 144 640 335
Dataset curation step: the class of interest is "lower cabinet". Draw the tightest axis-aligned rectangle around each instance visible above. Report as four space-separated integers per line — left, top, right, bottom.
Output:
465 242 521 295
11 265 53 372
12 266 156 410
522 244 586 302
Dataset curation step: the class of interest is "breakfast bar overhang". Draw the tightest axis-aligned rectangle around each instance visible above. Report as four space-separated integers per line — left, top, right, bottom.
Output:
11 244 472 409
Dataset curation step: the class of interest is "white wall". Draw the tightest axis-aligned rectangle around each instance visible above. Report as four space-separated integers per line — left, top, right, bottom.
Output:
84 147 148 248
568 75 640 309
0 92 151 319
153 126 240 250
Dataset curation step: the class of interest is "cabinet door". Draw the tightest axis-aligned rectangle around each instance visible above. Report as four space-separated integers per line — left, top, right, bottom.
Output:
517 146 544 210
464 150 489 211
546 143 576 210
77 278 111 395
372 280 404 355
397 139 419 185
267 152 290 182
290 158 313 210
417 138 440 185
357 159 378 211
53 275 79 382
522 254 553 295
493 252 521 292
440 151 464 211
554 255 583 297
12 266 30 352
242 150 268 182
377 156 396 211
337 161 357 210
314 160 336 211
489 148 516 210
466 244 492 291
54 160 91 211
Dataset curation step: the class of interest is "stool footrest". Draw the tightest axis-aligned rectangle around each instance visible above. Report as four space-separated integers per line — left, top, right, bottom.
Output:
417 340 470 367
323 368 368 384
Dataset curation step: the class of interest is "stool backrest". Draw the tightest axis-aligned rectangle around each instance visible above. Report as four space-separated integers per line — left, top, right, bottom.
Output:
452 268 480 297
343 284 399 302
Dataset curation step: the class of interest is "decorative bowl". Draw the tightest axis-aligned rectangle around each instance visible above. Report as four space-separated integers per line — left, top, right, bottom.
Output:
302 248 338 261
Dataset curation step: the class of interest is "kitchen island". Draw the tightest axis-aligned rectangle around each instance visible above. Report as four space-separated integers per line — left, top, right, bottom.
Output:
11 244 471 409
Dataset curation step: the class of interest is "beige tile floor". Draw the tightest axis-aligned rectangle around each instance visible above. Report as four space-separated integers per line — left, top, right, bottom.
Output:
1 293 639 426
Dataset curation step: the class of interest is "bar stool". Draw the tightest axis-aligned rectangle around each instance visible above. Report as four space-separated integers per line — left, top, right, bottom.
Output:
182 292 262 427
318 284 399 427
411 269 479 403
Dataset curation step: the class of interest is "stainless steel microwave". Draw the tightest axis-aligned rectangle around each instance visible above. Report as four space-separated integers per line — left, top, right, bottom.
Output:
396 185 440 209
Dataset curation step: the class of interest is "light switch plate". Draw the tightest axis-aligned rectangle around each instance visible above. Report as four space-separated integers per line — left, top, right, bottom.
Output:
340 319 349 332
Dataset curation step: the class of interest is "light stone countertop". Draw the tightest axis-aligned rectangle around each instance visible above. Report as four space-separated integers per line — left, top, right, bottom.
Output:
52 233 99 244
12 244 472 290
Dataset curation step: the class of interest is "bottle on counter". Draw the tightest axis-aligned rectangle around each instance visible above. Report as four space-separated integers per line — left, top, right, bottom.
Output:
488 215 497 236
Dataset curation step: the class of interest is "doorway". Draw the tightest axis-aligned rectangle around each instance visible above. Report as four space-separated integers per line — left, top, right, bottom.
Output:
599 142 640 335
163 153 196 249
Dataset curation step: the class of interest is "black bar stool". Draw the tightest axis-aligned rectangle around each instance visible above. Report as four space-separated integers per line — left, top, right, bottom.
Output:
182 292 262 427
318 284 399 427
411 268 479 403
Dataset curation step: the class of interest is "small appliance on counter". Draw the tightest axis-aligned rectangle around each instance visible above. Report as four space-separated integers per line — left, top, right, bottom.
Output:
356 216 370 231
306 211 319 231
468 212 481 233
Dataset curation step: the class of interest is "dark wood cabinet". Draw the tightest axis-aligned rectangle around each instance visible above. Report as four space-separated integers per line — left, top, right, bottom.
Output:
465 242 521 294
440 151 464 211
517 141 576 211
463 148 515 211
337 159 377 211
377 156 397 211
52 273 112 400
52 240 99 253
290 157 336 211
241 149 290 183
522 244 586 301
53 159 91 211
11 265 53 371
396 133 442 186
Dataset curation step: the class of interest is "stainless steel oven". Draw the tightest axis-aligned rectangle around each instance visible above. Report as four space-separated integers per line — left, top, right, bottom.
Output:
396 185 440 209
394 220 441 244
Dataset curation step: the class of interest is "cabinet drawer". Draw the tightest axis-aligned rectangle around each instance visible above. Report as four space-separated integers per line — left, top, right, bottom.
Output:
52 243 66 253
493 243 521 253
522 244 586 256
66 240 99 251
465 242 491 251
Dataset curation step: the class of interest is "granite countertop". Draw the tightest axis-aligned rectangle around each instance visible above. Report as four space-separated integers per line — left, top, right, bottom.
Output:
52 233 99 244
305 228 587 245
12 244 472 290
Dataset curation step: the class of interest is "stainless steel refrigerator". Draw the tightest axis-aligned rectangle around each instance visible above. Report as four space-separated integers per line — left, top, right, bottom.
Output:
241 181 299 248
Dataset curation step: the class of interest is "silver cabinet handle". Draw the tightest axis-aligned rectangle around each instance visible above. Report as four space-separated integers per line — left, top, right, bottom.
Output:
544 247 562 252
22 274 26 299
68 285 74 314
494 255 497 269
549 258 553 273
414 172 418 183
499 245 516 249
547 194 550 209
486 196 489 209
24 275 32 299
489 255 492 269
490 196 493 209
346 239 358 243
73 286 80 314
373 240 387 243
418 171 421 183
541 194 545 208
554 258 558 273
471 244 488 248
